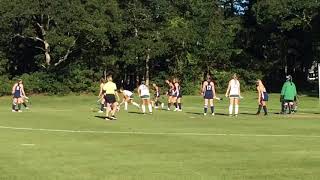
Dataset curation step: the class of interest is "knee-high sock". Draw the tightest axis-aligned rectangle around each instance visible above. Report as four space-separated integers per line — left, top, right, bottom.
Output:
229 105 233 115
148 104 153 113
235 105 239 115
18 104 21 110
142 105 146 113
167 103 171 109
178 103 182 110
132 102 140 108
204 105 208 114
211 106 214 113
100 104 104 111
263 106 268 115
174 103 177 109
23 102 28 108
257 105 262 114
124 102 128 110
12 103 16 110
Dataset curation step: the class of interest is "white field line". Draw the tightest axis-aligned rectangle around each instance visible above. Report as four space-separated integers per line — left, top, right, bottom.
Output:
1 125 320 138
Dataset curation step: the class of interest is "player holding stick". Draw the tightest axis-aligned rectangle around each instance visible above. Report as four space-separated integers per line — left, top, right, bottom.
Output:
119 89 140 111
202 76 216 116
225 74 242 117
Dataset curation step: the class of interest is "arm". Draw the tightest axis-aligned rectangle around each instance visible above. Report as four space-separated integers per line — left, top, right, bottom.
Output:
12 84 16 94
20 84 26 97
212 82 216 98
98 84 103 97
281 83 286 96
257 87 262 104
202 82 207 95
225 81 231 97
238 81 241 97
293 83 297 96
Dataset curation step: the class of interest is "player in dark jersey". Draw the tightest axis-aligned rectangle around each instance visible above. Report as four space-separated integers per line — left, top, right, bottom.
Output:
172 78 182 111
11 79 26 112
202 76 216 116
165 79 175 110
152 83 164 109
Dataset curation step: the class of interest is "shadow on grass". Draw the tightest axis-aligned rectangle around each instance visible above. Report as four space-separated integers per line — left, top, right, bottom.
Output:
240 112 257 116
128 111 144 115
94 115 106 120
185 112 229 116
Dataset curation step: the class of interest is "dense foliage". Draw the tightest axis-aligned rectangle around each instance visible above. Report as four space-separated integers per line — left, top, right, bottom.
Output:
0 0 319 95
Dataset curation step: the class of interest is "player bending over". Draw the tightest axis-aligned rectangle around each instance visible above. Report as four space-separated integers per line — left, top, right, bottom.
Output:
103 75 119 120
152 83 164 109
98 78 106 113
138 81 152 114
119 89 140 111
256 79 268 116
225 74 241 117
202 76 216 116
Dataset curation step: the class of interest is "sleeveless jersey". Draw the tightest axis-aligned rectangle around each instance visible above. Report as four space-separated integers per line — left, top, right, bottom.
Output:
14 84 22 98
139 85 150 96
230 79 240 95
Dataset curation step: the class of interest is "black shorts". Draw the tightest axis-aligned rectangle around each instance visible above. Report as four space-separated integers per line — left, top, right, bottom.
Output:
104 94 116 104
284 99 294 103
204 91 213 99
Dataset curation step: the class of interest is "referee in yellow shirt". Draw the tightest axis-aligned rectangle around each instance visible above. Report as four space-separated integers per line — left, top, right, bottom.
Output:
103 75 119 120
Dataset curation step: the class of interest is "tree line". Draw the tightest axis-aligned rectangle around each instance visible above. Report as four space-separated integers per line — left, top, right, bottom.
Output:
0 0 319 95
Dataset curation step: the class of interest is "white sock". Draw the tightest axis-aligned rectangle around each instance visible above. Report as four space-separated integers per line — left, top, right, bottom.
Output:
148 104 152 113
132 102 140 108
124 102 128 111
229 104 233 115
142 105 146 113
235 105 239 115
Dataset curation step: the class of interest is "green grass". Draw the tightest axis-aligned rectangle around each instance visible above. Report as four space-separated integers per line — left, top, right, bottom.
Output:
0 93 320 180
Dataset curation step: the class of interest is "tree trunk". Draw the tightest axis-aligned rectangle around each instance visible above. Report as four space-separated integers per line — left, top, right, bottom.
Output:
145 50 150 86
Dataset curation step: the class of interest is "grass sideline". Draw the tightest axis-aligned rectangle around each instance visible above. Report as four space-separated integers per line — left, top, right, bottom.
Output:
0 93 320 180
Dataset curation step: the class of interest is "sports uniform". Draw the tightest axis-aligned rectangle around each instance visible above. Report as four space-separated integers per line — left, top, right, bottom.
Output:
229 79 240 98
226 77 241 116
139 84 150 99
103 81 117 104
203 81 214 99
202 80 215 115
139 83 152 114
123 90 134 99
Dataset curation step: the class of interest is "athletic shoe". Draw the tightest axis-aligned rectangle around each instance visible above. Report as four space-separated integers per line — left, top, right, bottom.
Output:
110 116 117 120
18 110 22 113
25 107 29 110
155 106 159 109
212 113 215 116
149 112 153 115
11 110 16 112
204 113 207 116
235 114 238 117
167 108 170 111
177 109 182 112
98 110 104 113
174 108 178 112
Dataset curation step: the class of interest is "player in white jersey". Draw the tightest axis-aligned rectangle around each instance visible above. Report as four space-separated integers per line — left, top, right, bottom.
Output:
225 74 242 116
119 89 140 111
138 81 152 114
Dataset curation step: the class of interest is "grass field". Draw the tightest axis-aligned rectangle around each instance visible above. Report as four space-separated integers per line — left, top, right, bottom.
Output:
0 93 320 180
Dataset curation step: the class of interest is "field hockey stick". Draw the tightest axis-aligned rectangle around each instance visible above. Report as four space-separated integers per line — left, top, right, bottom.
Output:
214 97 223 101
